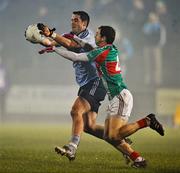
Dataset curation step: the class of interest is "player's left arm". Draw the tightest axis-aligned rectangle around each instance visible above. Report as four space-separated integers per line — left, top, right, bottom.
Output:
39 46 89 61
54 47 89 62
39 45 99 62
39 25 80 48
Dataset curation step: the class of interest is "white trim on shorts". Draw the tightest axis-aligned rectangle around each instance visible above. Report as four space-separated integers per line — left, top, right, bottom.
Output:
107 89 133 121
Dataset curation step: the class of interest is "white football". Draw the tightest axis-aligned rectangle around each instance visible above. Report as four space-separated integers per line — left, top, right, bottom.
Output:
25 24 45 44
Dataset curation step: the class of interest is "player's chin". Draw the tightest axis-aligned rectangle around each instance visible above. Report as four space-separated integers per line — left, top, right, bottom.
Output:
71 27 78 33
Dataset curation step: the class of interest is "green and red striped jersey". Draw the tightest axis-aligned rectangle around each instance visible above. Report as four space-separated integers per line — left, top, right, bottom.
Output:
87 44 127 100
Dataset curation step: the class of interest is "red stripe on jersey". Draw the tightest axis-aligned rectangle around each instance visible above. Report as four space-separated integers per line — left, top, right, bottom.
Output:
95 49 110 64
106 62 121 75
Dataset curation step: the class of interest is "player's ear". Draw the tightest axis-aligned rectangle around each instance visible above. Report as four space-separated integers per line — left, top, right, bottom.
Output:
83 21 88 28
102 36 106 42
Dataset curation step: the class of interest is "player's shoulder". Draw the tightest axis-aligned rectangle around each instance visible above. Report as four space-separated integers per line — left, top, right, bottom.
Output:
86 29 94 36
79 29 94 39
79 29 96 47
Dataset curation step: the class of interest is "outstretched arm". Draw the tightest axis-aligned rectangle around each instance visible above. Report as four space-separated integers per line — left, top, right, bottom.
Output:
54 47 89 62
50 32 94 50
51 33 77 48
39 46 89 62
38 23 94 49
41 38 57 47
39 24 80 48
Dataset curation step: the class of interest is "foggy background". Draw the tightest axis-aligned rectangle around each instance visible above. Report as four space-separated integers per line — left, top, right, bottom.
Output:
0 0 180 126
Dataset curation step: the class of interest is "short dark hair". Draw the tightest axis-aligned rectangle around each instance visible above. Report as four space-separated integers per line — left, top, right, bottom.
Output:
73 11 90 27
98 26 116 44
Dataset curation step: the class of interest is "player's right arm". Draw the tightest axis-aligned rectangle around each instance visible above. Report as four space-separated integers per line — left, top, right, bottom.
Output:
40 24 94 50
40 26 80 48
41 38 57 47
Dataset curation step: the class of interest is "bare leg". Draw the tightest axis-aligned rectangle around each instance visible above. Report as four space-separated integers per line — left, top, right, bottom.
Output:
55 96 91 161
103 115 148 167
70 96 91 141
83 112 142 164
104 115 149 141
83 111 104 139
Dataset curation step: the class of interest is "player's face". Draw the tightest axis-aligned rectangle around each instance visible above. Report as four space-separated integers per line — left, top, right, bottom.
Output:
95 29 103 46
71 14 87 34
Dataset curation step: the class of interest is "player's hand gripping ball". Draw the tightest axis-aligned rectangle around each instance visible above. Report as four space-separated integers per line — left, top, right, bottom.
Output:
24 23 46 44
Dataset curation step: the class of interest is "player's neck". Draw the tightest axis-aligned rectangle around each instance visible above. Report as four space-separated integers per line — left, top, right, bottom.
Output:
98 42 108 47
75 28 87 36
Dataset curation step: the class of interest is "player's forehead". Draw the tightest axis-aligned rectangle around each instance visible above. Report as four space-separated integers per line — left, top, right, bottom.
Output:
71 14 82 21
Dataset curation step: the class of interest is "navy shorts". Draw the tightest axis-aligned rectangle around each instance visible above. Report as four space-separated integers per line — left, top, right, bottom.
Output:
78 78 106 113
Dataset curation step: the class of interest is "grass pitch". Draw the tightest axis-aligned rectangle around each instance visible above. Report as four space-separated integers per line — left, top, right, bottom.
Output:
0 123 180 173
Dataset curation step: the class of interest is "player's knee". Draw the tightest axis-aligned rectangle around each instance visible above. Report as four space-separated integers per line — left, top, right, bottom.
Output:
70 106 83 120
